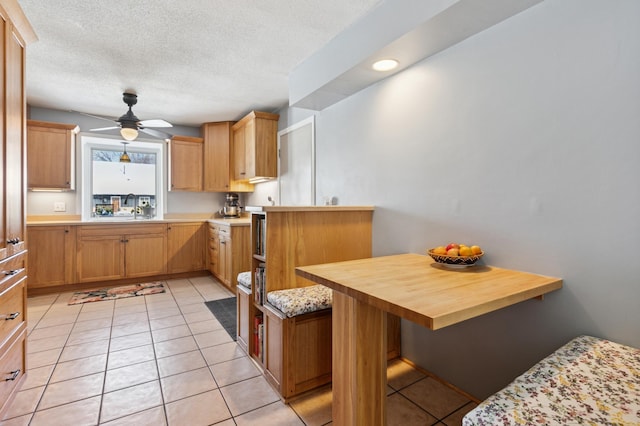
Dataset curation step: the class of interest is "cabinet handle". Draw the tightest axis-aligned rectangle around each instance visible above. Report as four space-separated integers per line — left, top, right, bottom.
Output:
6 238 21 245
65 229 69 233
220 241 226 245
3 270 18 276
5 369 20 381
4 312 20 320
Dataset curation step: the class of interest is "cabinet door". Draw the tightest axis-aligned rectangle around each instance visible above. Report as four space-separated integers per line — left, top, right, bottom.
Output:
169 136 203 191
233 125 246 180
77 235 124 282
125 232 167 278
27 122 76 190
27 226 75 288
219 233 231 286
3 23 27 259
209 228 220 277
203 122 231 192
167 223 205 273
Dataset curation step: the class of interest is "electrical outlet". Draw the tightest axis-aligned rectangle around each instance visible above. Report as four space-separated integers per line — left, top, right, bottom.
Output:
53 202 66 212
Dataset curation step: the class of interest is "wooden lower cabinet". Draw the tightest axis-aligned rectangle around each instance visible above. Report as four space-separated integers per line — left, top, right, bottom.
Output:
167 222 206 273
208 221 250 292
0 254 28 417
27 225 76 289
76 224 167 283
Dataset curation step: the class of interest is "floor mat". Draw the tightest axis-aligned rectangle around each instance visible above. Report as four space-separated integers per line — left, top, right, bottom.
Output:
205 297 237 341
68 282 165 305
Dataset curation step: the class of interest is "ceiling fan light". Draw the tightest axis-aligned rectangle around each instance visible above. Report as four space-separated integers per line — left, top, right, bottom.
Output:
120 127 138 141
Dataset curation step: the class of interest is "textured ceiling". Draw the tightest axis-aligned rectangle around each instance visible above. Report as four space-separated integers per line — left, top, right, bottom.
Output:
18 0 381 127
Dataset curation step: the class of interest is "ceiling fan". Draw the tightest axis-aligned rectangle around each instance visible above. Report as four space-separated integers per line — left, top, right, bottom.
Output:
89 92 173 141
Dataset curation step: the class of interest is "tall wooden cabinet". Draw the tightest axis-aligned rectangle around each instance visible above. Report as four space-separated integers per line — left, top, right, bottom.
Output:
231 111 279 182
201 122 253 192
26 120 78 190
0 0 36 418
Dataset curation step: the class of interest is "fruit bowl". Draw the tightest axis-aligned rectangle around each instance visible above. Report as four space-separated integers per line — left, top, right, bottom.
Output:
427 249 484 266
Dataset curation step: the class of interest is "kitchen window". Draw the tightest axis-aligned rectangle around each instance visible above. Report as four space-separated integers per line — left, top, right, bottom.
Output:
81 135 164 220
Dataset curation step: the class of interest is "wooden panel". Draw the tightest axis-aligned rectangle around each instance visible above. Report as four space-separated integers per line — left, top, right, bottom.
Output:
287 311 332 396
332 291 387 425
264 308 282 390
265 210 373 292
229 226 250 288
254 115 278 178
0 12 4 261
236 285 251 353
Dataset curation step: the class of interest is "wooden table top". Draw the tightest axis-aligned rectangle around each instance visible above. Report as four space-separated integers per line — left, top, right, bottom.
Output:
296 253 562 330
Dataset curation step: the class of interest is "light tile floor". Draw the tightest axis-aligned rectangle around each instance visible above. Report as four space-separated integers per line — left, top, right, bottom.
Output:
2 276 477 426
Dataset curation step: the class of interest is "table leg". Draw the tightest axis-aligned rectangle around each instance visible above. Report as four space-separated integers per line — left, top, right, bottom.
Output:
332 291 387 425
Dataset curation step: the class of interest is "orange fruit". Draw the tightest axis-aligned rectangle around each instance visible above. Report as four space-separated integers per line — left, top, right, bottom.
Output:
432 246 447 255
470 245 482 255
446 248 459 256
459 246 472 256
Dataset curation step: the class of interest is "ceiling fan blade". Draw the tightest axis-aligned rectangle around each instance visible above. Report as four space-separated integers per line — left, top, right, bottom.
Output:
76 111 116 123
139 127 172 139
90 126 120 131
139 119 172 128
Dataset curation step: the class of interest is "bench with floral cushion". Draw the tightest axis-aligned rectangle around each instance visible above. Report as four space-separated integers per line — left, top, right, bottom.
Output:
463 335 640 425
237 271 251 289
266 284 332 317
256 284 334 400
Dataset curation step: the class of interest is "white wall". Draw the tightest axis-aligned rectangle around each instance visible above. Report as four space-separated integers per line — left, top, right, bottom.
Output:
249 0 640 399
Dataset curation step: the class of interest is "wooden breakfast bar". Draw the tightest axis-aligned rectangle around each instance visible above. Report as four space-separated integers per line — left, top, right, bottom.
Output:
295 253 563 425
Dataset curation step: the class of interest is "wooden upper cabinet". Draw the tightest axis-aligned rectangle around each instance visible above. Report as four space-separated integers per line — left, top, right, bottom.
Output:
27 120 79 190
232 111 279 182
169 135 203 191
201 121 253 192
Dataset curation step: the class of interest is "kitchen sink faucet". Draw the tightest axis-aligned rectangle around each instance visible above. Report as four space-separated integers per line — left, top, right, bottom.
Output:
124 193 137 219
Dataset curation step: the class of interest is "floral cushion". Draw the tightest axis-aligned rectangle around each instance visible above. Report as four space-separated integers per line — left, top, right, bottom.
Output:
237 271 251 289
463 335 640 426
266 285 332 318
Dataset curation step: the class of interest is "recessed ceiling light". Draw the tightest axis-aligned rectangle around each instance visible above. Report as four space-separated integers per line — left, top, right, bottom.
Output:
372 59 399 72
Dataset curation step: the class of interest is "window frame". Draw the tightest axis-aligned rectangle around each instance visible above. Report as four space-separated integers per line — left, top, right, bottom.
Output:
80 134 165 220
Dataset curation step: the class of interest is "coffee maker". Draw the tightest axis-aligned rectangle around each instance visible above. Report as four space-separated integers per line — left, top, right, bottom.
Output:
220 193 241 218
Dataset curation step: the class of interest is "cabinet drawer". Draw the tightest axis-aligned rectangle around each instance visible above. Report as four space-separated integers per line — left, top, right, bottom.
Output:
0 329 26 415
79 224 166 237
0 253 26 293
0 278 25 346
218 225 230 236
